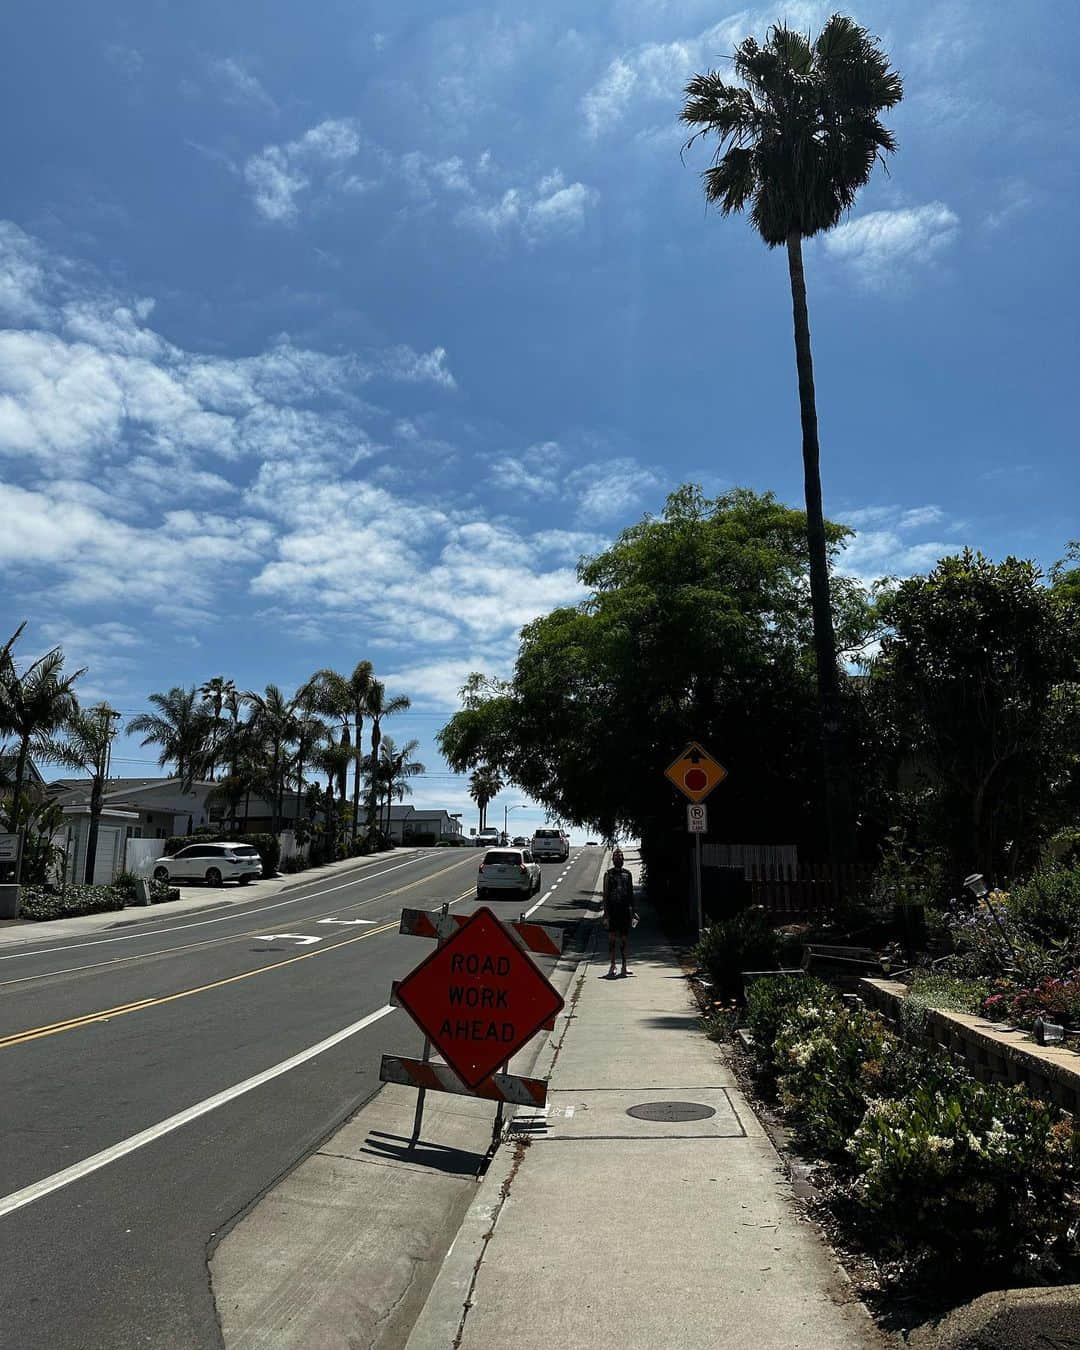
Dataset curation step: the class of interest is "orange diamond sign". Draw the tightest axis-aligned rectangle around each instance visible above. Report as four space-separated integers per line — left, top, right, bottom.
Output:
664 742 727 803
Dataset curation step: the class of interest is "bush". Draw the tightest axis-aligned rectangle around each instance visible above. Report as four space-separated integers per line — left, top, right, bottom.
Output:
19 884 125 921
906 970 992 1016
981 970 1080 1030
150 879 179 903
775 1002 898 1156
694 907 782 999
112 870 141 900
850 1079 1080 1285
280 855 307 874
745 975 834 1077
1006 863 1080 945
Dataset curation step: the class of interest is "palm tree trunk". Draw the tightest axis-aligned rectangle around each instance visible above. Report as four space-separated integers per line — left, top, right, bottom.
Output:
367 719 381 837
786 230 854 865
84 771 104 884
10 736 29 878
351 709 363 847
295 739 305 831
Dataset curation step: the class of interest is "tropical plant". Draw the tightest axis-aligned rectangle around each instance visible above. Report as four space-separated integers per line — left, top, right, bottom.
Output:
379 735 425 836
54 703 122 882
363 680 410 838
242 684 301 832
680 16 903 862
311 661 374 846
0 623 86 853
311 734 355 853
127 686 211 789
468 767 504 831
197 676 237 780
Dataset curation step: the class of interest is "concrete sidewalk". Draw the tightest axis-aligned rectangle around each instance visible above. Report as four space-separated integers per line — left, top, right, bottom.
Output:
406 852 888 1350
0 848 423 948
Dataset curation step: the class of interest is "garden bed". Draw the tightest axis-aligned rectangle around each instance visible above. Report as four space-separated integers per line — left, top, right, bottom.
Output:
861 977 1080 1115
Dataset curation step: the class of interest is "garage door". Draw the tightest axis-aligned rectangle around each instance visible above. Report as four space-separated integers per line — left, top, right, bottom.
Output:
92 827 122 885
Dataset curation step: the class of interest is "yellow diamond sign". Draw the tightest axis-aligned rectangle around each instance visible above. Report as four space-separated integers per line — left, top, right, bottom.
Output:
664 742 727 803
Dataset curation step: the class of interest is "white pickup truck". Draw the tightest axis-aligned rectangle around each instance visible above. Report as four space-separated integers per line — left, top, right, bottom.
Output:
530 828 569 862
475 827 501 849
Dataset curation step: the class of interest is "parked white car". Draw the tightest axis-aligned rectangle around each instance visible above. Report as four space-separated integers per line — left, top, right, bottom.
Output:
530 828 570 862
476 848 541 899
152 842 263 887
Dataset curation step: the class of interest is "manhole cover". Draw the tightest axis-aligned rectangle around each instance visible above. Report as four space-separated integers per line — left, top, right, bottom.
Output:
626 1101 716 1122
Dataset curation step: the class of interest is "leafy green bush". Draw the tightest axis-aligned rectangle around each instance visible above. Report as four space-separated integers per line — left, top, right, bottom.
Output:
906 971 992 1016
850 1080 1080 1284
694 907 782 999
150 879 178 902
112 870 140 900
1006 863 1080 945
775 1002 898 1156
280 855 308 874
745 975 834 1077
19 884 125 921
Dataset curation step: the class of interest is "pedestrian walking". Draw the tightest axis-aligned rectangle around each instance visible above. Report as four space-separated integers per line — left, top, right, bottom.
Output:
603 847 637 978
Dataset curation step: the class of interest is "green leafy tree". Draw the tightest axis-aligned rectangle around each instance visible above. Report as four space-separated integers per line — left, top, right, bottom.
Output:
680 15 903 862
440 487 876 887
54 703 122 882
0 623 86 852
242 685 301 833
872 549 1080 878
468 767 504 832
127 686 211 789
310 661 374 846
379 735 425 837
363 680 410 840
197 676 236 780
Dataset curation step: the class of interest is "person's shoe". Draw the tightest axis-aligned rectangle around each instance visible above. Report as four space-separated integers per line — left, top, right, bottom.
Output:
607 966 617 978
620 966 629 977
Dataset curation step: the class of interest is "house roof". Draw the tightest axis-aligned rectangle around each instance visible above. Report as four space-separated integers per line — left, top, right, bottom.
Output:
0 753 45 787
48 776 212 805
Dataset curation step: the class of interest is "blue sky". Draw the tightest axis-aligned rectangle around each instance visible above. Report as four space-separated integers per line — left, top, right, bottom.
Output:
2 1 1077 836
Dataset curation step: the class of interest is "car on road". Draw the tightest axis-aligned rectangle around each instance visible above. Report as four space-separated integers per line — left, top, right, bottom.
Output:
530 827 570 862
511 835 528 847
474 827 501 848
476 847 541 899
585 840 598 846
152 841 264 887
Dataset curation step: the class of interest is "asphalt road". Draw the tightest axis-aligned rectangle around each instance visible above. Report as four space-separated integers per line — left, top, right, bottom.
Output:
0 845 603 1350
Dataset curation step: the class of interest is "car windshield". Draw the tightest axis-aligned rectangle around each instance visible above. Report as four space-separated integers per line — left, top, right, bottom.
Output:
229 846 260 857
534 830 559 839
484 851 522 864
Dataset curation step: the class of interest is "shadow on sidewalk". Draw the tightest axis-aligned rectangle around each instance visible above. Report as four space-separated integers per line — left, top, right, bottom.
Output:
358 1130 487 1177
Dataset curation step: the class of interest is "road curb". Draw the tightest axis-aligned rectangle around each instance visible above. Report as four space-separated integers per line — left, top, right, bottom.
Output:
402 851 608 1350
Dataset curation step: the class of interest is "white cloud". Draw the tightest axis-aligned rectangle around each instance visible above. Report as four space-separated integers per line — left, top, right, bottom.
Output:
204 56 276 112
581 4 829 138
568 458 662 522
244 119 363 223
836 503 968 585
822 203 960 287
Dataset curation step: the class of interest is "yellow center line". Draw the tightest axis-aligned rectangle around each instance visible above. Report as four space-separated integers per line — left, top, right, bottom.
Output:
0 884 476 1051
0 855 477 993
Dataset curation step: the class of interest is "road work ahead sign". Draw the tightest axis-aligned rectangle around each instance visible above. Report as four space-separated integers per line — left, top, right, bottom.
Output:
394 907 564 1089
664 742 728 803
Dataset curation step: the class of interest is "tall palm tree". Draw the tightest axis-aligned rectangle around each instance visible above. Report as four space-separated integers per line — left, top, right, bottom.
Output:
198 676 236 781
0 623 86 850
310 660 373 846
242 685 300 833
127 686 211 789
311 735 355 852
53 703 121 883
469 767 504 832
680 15 902 861
363 680 410 841
379 735 425 837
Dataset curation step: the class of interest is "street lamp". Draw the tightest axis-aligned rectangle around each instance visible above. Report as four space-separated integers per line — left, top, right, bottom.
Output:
503 803 528 842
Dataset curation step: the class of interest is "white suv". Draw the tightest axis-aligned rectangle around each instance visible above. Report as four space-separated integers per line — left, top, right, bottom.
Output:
152 842 264 887
530 828 569 862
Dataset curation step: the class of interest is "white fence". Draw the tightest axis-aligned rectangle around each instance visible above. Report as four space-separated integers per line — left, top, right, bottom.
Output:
125 838 163 878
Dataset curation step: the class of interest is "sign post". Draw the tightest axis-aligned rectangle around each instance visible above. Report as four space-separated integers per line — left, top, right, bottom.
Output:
665 744 727 935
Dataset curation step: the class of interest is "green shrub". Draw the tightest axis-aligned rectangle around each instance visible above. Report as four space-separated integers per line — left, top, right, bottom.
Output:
694 907 782 999
19 884 125 921
775 1003 898 1157
850 1080 1080 1284
1006 863 1080 945
906 971 992 1016
112 870 140 899
280 855 307 874
745 975 835 1077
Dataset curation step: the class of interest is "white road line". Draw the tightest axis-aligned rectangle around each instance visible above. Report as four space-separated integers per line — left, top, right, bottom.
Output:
0 1004 396 1222
315 918 376 926
0 854 441 964
250 934 322 946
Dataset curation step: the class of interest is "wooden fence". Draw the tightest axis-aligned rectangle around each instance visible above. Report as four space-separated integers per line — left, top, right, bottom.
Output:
747 863 876 920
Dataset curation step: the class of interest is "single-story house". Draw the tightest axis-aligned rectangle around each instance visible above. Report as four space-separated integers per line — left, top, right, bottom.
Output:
48 777 217 840
386 806 464 844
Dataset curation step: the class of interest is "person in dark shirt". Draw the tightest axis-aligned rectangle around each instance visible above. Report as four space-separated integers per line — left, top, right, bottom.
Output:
602 847 637 978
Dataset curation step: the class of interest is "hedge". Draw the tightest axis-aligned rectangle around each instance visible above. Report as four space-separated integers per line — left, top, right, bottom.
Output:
19 884 125 921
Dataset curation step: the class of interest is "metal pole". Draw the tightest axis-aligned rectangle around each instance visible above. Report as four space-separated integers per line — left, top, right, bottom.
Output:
408 899 450 1148
695 832 703 935
492 1056 509 1146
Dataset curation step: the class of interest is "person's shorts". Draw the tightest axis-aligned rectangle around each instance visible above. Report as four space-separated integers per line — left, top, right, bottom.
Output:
607 907 632 936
